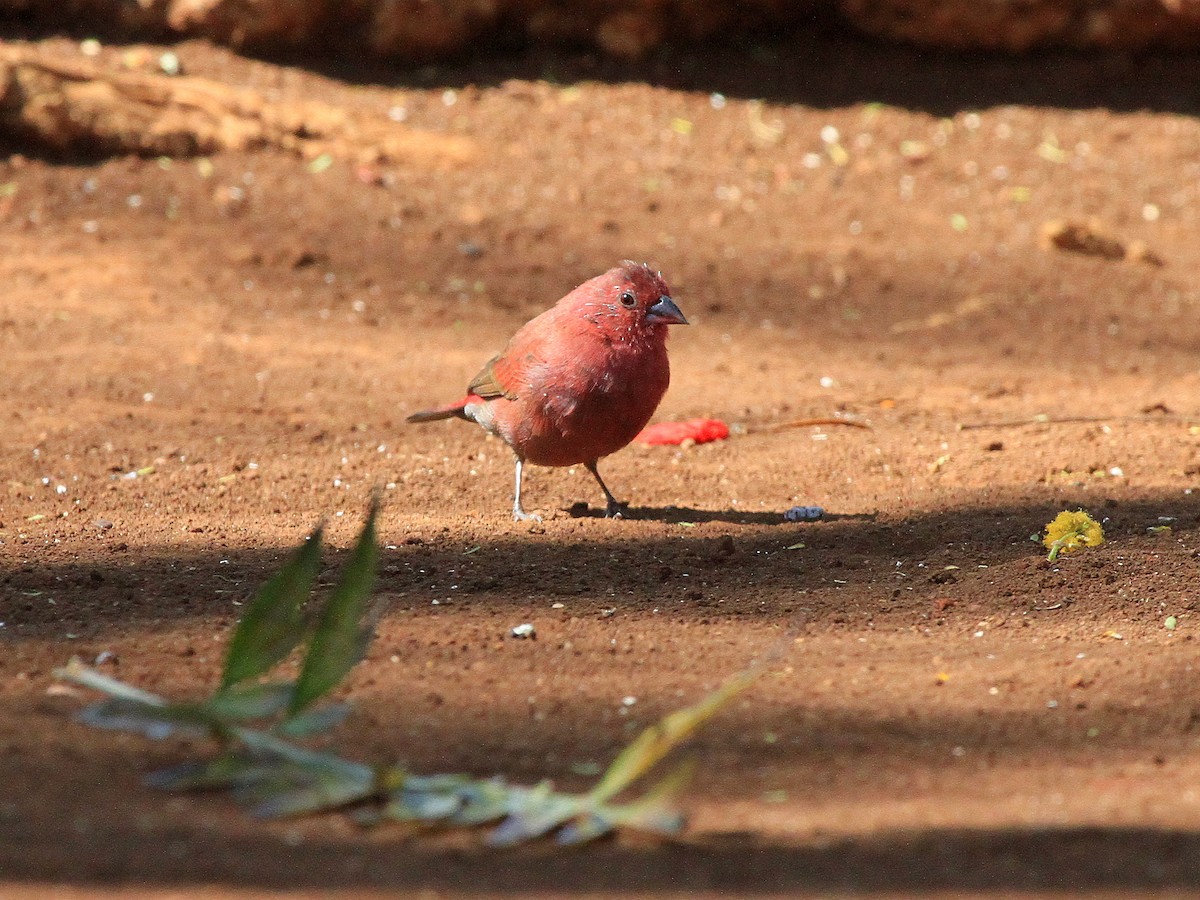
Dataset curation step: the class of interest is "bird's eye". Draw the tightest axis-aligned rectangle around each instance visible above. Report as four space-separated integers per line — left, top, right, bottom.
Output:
619 290 637 308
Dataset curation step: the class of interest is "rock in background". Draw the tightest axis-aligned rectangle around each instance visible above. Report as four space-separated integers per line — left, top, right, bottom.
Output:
2 0 1200 57
838 0 1200 50
0 45 479 161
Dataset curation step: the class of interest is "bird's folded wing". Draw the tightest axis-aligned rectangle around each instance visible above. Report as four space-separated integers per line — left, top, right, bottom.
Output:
468 355 521 401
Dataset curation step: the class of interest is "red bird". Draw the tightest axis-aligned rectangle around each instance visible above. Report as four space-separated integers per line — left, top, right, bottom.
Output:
407 262 688 521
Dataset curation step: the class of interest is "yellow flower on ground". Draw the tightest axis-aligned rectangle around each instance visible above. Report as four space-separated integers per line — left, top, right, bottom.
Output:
1043 509 1105 561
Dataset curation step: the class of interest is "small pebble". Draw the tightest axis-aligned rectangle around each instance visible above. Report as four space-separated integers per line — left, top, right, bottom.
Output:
511 623 535 639
784 506 825 522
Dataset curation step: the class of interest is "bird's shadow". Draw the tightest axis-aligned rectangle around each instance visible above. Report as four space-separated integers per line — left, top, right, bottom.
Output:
564 502 879 526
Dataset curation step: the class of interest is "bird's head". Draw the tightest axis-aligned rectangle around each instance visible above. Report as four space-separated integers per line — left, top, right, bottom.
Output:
578 261 687 342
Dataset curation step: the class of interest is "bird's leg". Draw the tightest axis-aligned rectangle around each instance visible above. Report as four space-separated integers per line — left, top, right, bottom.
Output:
585 460 626 519
512 457 542 523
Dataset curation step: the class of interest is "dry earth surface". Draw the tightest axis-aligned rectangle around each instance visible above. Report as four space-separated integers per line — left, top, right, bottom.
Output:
3 25 1200 899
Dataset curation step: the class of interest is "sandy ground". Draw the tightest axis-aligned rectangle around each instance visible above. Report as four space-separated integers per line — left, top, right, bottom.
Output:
3 26 1200 898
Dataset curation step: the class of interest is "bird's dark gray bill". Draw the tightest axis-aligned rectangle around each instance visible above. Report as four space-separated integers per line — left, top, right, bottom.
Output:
646 296 688 325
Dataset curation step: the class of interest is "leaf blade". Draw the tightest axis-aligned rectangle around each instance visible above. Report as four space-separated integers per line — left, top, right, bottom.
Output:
273 702 351 737
78 698 221 741
288 503 379 715
54 658 167 706
486 782 581 847
205 682 294 721
221 526 324 691
587 669 758 806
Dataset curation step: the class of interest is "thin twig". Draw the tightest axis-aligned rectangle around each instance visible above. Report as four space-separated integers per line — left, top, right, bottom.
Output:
958 414 1196 431
759 417 872 432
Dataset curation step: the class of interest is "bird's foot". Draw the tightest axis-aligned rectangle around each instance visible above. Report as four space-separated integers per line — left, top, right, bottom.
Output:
603 499 628 519
512 504 543 523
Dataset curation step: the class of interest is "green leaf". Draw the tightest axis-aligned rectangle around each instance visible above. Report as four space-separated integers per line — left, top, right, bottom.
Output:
235 725 374 781
245 766 376 819
586 669 758 806
78 698 220 741
274 702 351 737
486 782 582 847
174 732 376 818
288 503 380 715
206 682 293 720
444 777 515 826
220 526 324 691
553 811 613 845
602 758 693 831
55 657 167 705
146 754 273 791
57 659 223 741
384 786 465 822
560 759 694 845
381 773 514 827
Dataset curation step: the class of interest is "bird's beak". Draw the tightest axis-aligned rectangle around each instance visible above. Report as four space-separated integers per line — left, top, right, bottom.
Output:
646 295 688 325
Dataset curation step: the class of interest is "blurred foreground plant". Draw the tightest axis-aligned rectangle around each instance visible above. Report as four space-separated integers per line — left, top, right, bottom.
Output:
56 500 758 846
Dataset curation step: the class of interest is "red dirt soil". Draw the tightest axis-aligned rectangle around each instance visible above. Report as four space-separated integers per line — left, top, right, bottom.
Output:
3 27 1200 899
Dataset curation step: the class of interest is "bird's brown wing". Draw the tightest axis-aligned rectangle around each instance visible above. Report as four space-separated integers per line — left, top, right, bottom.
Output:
468 304 564 401
468 355 521 401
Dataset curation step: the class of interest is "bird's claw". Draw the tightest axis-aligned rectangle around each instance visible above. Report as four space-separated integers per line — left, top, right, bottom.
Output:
603 500 628 519
513 506 543 523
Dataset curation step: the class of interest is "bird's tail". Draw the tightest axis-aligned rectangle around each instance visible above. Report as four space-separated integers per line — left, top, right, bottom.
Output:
406 397 474 424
